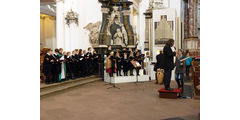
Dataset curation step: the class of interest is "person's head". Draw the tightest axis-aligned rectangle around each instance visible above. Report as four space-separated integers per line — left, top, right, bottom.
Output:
59 48 63 54
130 51 134 56
75 49 79 54
115 51 120 57
129 48 132 52
166 39 174 47
178 49 183 56
146 51 150 57
186 50 189 54
135 49 138 52
67 52 71 56
72 50 76 55
159 50 163 54
83 50 87 54
136 51 140 56
79 49 82 54
47 49 52 55
123 47 126 50
110 51 114 56
108 45 112 50
55 49 59 54
88 47 92 52
124 52 127 57
63 51 67 56
93 50 97 54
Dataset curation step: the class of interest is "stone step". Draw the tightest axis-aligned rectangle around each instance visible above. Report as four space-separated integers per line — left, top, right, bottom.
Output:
40 75 102 98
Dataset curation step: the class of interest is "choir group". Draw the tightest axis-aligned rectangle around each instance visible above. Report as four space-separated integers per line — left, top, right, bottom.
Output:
40 45 146 84
41 47 100 84
105 46 145 77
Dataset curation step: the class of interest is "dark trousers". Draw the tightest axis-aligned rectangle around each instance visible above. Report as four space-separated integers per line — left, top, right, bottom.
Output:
44 73 51 84
123 72 128 76
116 69 122 76
136 68 140 76
52 73 58 83
123 65 128 76
163 69 172 89
186 65 191 76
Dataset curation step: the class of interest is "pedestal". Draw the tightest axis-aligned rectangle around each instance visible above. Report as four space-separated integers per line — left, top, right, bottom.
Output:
158 88 182 99
104 69 149 83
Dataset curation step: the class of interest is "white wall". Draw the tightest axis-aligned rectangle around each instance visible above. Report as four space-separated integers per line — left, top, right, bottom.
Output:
169 0 181 17
57 0 102 52
139 0 149 52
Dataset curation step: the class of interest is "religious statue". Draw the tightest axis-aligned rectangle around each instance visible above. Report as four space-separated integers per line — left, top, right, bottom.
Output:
84 21 102 45
113 28 123 45
98 0 135 46
149 0 154 9
110 6 121 25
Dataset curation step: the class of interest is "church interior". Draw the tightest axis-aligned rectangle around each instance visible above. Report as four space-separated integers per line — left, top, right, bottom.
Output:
40 0 200 120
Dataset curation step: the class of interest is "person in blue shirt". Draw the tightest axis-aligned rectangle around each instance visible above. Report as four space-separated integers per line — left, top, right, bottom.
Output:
185 52 192 76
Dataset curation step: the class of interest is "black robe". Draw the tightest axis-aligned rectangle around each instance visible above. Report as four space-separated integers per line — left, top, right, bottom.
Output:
65 56 73 74
52 54 61 74
163 44 176 70
122 57 129 72
156 53 164 70
116 57 122 70
42 54 54 75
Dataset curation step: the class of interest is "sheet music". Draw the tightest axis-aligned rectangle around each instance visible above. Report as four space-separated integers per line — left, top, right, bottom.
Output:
60 56 64 60
136 62 141 67
180 57 190 62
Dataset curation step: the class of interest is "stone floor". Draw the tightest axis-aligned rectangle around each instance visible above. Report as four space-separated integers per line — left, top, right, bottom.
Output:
41 80 200 120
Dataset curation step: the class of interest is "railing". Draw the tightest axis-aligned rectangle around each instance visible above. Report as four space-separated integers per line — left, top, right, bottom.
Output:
191 59 200 97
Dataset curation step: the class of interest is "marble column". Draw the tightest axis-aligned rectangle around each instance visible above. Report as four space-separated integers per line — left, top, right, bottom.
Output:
99 7 109 45
184 0 189 39
56 0 65 49
188 0 196 37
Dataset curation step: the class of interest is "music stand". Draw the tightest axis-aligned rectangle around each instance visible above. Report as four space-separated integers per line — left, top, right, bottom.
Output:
135 65 144 84
104 73 112 86
107 73 120 89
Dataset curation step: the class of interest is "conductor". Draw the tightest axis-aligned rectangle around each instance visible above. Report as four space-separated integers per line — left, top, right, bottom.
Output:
163 39 176 91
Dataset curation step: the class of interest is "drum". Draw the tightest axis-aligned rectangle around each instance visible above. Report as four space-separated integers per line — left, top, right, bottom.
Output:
157 69 164 84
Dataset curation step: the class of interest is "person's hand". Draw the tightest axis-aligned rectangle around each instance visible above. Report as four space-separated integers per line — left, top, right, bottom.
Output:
50 60 54 62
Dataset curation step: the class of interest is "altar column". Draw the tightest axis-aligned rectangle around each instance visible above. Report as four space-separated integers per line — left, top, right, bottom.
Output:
56 0 65 49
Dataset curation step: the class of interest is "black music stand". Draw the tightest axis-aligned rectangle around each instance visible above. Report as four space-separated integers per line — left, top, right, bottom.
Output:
135 67 144 84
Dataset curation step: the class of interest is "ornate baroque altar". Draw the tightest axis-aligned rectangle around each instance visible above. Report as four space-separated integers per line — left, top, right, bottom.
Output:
98 0 135 48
